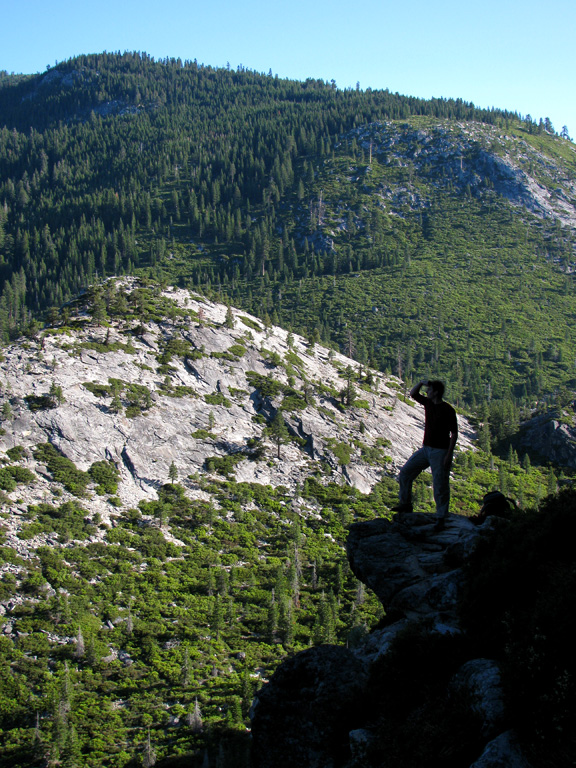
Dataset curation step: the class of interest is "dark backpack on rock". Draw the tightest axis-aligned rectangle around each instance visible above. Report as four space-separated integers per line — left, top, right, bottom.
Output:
473 491 515 524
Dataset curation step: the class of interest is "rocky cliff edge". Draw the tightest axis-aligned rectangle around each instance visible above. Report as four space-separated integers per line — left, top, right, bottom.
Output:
250 513 532 768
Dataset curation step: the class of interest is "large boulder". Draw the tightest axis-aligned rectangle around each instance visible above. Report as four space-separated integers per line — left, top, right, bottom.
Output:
346 513 479 625
250 645 369 768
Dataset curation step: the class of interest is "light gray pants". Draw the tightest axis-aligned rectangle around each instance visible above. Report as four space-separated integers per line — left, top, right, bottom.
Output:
398 446 450 518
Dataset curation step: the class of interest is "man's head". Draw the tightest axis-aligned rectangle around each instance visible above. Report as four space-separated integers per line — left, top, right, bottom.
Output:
427 380 445 401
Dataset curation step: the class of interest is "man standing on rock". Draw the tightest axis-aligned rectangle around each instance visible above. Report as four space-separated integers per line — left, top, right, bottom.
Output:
393 380 458 530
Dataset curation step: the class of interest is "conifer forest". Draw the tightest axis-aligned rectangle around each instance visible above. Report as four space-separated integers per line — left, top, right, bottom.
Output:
0 52 575 767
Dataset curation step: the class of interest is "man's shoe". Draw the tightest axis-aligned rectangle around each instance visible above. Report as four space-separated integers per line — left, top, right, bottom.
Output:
391 503 413 514
433 517 446 531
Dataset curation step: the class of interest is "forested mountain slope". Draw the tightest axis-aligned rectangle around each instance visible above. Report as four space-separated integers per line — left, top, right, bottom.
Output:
0 53 574 765
1 52 575 431
0 279 561 767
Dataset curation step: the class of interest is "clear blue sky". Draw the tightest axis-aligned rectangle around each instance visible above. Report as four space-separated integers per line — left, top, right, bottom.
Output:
2 0 575 138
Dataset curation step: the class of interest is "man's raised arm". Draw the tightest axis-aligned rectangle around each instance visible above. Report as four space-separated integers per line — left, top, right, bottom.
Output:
410 380 428 400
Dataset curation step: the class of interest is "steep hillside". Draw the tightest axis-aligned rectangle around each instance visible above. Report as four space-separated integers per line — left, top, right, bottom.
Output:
274 118 576 408
0 280 448 507
1 53 576 418
0 279 564 767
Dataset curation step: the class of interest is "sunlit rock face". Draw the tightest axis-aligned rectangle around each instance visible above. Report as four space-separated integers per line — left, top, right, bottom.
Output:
0 282 474 544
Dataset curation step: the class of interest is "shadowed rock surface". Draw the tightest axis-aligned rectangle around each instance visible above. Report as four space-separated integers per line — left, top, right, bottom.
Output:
346 513 479 626
250 513 533 768
250 646 368 768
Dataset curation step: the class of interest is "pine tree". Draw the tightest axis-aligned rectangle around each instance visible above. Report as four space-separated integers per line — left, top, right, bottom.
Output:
479 416 491 453
266 410 289 459
211 595 223 639
547 468 558 496
75 627 85 659
267 590 279 642
61 661 72 714
49 380 65 406
341 366 357 406
182 646 191 686
187 698 203 732
522 453 531 471
143 728 156 768
280 599 295 646
61 724 81 768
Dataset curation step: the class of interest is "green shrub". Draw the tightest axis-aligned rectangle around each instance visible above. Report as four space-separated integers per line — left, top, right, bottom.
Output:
79 340 136 354
136 527 180 560
204 392 232 407
303 477 358 504
89 460 120 494
26 500 92 540
157 363 178 375
317 382 340 399
83 381 111 398
246 371 282 398
6 466 35 485
125 382 152 410
0 469 17 492
166 385 198 398
285 351 305 369
211 343 248 361
33 443 91 496
262 348 283 367
192 429 216 440
18 522 47 539
360 446 390 466
326 440 353 466
6 446 28 462
106 528 136 545
24 394 56 411
281 389 307 412
239 316 262 331
185 348 205 361
164 337 194 358
205 454 245 478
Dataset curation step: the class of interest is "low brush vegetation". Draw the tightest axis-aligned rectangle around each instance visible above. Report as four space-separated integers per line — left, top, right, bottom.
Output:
0 439 572 766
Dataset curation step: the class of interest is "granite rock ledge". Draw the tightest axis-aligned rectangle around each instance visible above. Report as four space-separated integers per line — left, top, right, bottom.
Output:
250 514 533 768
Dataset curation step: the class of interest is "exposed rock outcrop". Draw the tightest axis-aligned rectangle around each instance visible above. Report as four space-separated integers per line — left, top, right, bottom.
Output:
350 121 576 230
517 410 576 469
346 512 478 626
0 281 476 563
250 513 533 768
